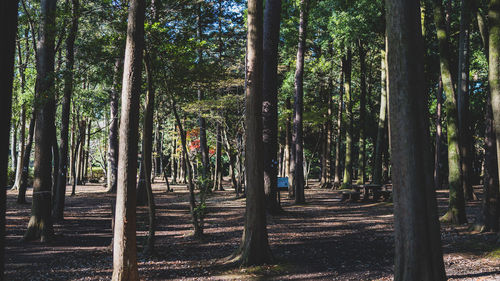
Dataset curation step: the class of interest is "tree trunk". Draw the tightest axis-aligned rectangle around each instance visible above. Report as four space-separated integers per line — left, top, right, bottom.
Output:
0 0 19 277
262 0 281 212
53 0 79 220
84 119 91 182
333 64 344 188
111 0 145 279
11 122 17 172
18 111 35 204
214 123 223 191
488 0 500 201
24 0 57 242
293 0 308 204
231 0 272 265
13 106 26 191
172 99 202 237
356 40 367 185
171 137 177 184
432 0 467 224
142 52 156 255
434 78 444 189
106 57 121 193
197 5 210 190
457 0 474 201
373 48 387 185
342 49 353 189
286 97 294 197
385 1 447 279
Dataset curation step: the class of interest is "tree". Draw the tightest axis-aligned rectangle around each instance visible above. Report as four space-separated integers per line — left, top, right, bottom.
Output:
262 0 282 213
432 0 467 224
112 0 145 279
230 0 272 265
372 48 387 185
53 0 80 221
24 0 57 242
1 0 19 277
106 57 121 193
341 49 353 189
293 0 308 204
385 0 446 279
489 0 500 186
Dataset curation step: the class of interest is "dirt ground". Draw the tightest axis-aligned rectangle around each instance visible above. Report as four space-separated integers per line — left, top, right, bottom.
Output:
5 179 500 280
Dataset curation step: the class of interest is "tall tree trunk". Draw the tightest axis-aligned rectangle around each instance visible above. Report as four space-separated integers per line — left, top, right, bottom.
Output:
53 0 79 220
142 51 156 255
286 97 294 197
488 0 500 199
432 0 467 224
111 0 145 279
83 119 91 181
333 64 344 188
385 1 446 279
356 40 367 185
11 122 17 172
24 0 57 242
0 0 19 277
18 112 35 204
107 57 121 193
262 0 281 212
155 121 162 177
13 106 26 191
373 48 387 185
342 50 353 189
293 0 308 204
457 0 474 201
197 5 210 190
171 137 177 184
214 123 223 191
171 99 202 237
231 0 272 265
434 78 444 189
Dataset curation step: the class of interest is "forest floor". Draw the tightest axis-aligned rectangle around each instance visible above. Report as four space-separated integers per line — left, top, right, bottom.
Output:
4 179 500 280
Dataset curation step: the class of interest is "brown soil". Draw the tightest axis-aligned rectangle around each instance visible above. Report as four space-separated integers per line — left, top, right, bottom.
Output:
5 180 500 280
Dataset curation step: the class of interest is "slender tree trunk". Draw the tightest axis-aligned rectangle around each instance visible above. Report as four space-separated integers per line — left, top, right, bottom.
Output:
197 5 210 190
286 97 294 197
342 50 353 189
24 0 58 242
293 0 308 204
111 0 145 279
18 112 35 204
142 52 156 255
214 123 223 191
434 79 444 189
373 48 387 185
53 0 79 220
106 58 121 193
11 122 17 172
356 40 367 185
171 137 177 184
488 0 500 197
457 0 474 201
84 120 91 181
432 0 467 224
385 1 446 279
262 0 281 212
13 106 26 191
333 64 344 188
0 0 19 277
231 0 272 264
172 99 202 237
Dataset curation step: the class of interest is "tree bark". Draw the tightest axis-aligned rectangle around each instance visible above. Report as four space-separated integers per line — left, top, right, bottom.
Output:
342 50 353 189
0 0 19 277
111 0 145 279
373 48 387 185
488 0 500 199
356 40 367 185
293 0 308 203
333 63 344 188
106 57 121 193
262 0 281 212
214 123 223 191
18 111 35 204
53 0 79 221
231 0 272 265
24 0 57 242
434 78 444 189
432 0 467 224
385 1 447 279
13 106 26 191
